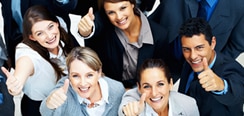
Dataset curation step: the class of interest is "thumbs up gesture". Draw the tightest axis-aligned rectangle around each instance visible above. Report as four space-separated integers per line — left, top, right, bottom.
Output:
1 67 23 96
46 79 69 109
78 7 95 37
198 57 225 92
122 93 147 116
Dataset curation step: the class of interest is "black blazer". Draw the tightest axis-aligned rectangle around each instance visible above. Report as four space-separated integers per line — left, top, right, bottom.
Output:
85 10 169 88
178 52 244 116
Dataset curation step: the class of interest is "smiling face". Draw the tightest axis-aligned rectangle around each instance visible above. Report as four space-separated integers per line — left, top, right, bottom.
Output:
29 20 60 52
69 59 101 100
181 34 216 72
104 1 135 30
138 67 173 112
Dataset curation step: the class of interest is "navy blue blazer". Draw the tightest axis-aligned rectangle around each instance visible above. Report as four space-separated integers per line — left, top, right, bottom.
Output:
178 52 244 116
148 0 244 83
85 10 169 88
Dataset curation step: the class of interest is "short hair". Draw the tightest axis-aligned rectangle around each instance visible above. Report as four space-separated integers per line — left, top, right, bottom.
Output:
137 59 171 84
179 17 213 44
66 46 103 75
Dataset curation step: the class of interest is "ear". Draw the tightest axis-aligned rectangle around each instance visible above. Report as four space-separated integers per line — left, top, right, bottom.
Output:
97 68 102 78
137 82 141 94
169 78 173 90
29 35 36 41
211 36 216 50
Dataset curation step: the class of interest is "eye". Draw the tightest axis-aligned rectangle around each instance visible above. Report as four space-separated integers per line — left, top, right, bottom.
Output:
143 85 150 89
196 46 204 51
120 6 126 11
87 74 93 78
107 11 115 15
182 48 190 52
71 74 79 78
48 24 54 30
36 32 42 36
158 82 164 87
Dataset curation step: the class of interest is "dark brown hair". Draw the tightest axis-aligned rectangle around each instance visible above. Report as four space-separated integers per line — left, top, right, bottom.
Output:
22 5 73 81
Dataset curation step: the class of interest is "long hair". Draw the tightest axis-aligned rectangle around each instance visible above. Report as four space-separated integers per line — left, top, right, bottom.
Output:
22 5 74 81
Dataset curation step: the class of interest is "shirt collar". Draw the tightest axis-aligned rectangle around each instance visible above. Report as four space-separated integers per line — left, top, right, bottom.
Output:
197 0 219 7
77 77 109 105
209 52 216 69
49 41 64 59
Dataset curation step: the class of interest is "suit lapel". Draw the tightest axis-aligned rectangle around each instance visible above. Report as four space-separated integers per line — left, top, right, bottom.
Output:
185 0 199 17
208 0 230 30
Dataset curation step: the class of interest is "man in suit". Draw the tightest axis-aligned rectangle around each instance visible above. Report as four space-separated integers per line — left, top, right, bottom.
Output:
178 17 244 115
149 0 244 83
0 0 78 69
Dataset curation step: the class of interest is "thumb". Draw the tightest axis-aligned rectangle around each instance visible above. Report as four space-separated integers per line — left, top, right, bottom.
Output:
139 93 146 107
88 7 95 20
203 57 209 71
62 79 69 94
1 66 11 79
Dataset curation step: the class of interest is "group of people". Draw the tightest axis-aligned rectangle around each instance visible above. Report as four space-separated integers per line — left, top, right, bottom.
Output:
0 0 244 116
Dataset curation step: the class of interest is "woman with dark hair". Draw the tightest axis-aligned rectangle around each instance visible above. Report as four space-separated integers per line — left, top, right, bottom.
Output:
78 0 169 89
119 59 199 116
1 5 73 116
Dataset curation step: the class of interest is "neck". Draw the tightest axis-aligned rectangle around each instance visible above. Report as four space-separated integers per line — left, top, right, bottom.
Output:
123 15 141 43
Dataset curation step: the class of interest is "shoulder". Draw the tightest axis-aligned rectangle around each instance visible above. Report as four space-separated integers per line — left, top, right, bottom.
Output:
170 91 197 105
103 77 125 91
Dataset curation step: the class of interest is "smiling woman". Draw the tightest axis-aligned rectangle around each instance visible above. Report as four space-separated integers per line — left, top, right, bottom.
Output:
1 5 74 116
118 59 199 116
78 0 169 89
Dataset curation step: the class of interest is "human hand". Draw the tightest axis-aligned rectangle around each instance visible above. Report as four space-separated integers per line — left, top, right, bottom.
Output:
1 67 23 96
198 57 224 91
46 79 69 109
122 93 146 116
78 7 95 37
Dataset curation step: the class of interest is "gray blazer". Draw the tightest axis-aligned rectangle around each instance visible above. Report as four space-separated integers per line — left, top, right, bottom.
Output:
118 88 199 116
40 76 125 116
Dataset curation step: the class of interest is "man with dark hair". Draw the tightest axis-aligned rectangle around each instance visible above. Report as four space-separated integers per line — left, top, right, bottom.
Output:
178 17 244 116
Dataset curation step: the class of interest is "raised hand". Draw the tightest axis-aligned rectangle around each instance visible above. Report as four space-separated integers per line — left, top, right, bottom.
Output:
198 57 224 91
122 93 146 116
1 67 23 96
78 7 95 37
46 79 69 109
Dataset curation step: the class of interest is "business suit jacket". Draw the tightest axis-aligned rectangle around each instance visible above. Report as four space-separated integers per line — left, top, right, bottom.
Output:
148 0 244 83
0 0 78 68
118 88 199 116
85 10 169 88
178 52 244 116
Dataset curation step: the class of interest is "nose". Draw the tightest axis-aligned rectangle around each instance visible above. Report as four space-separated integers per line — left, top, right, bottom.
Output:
190 50 197 59
79 76 86 86
151 87 158 97
116 12 122 20
45 31 53 39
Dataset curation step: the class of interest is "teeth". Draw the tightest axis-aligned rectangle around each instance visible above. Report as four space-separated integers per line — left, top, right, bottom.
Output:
118 19 126 25
80 87 88 91
192 59 201 64
151 97 161 102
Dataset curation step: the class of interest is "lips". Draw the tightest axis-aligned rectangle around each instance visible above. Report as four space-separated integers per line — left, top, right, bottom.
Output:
46 36 56 44
117 18 127 26
79 87 89 92
150 97 162 102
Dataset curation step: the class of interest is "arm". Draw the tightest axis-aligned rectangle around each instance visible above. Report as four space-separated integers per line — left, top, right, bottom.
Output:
2 56 34 96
